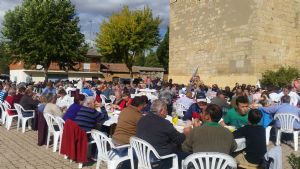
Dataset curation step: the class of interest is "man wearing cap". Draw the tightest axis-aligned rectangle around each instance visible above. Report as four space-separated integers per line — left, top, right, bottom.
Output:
182 94 207 121
175 91 194 110
211 90 229 110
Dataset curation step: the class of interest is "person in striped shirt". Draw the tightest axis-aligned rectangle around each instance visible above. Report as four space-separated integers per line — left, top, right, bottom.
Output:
74 97 108 132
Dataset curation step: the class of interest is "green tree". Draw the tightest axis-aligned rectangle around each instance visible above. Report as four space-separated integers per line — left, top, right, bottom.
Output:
144 51 162 67
260 66 300 88
156 28 169 72
1 0 87 82
96 6 161 77
0 42 10 74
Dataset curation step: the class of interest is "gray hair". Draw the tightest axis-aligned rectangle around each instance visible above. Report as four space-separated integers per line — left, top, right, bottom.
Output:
150 99 167 115
83 97 94 107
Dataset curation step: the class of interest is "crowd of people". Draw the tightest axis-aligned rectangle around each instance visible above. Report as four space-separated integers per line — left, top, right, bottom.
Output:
0 76 299 169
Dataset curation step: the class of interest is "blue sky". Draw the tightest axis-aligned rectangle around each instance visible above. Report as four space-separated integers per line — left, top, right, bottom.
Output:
0 0 169 44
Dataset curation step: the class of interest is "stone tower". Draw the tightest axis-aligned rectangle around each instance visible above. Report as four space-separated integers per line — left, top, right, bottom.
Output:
169 0 300 86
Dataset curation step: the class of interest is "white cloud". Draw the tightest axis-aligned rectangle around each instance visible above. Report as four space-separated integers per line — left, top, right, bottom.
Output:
0 0 169 42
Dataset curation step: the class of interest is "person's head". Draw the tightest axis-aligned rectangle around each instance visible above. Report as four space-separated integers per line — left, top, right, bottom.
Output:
281 95 291 104
216 90 225 100
203 104 223 123
283 85 292 95
150 99 168 118
122 91 131 101
8 88 16 96
18 86 26 94
46 93 56 104
248 109 262 125
131 96 147 111
186 92 193 99
115 91 122 100
57 89 67 97
46 81 53 88
39 95 48 104
74 94 85 105
236 96 249 115
25 88 34 96
83 97 95 108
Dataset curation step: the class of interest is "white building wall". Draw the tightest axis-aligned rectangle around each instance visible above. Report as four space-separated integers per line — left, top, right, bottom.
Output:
10 70 27 83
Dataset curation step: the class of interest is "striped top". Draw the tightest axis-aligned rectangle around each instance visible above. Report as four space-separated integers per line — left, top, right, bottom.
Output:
0 91 7 103
74 106 108 132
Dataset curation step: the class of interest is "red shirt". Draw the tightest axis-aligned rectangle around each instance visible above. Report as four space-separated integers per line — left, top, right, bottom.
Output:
5 96 16 115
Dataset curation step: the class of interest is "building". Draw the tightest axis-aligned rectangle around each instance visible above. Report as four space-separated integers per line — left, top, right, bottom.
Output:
9 49 165 83
169 0 300 86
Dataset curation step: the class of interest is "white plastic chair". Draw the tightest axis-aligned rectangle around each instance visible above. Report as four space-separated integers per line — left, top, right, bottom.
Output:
266 126 273 145
44 113 61 152
182 152 237 169
129 136 178 169
274 113 300 151
100 94 110 105
55 116 65 153
14 103 35 133
0 102 6 125
91 129 130 169
3 102 18 130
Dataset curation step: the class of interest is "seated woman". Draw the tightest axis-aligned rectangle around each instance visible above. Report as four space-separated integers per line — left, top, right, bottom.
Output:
63 94 85 121
112 91 131 111
5 88 17 115
44 94 63 117
19 88 40 117
56 88 73 112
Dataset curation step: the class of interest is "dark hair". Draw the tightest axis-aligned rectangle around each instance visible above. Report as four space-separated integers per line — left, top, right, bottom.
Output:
281 95 291 104
131 96 147 107
205 104 222 122
248 109 262 124
18 86 26 93
58 89 67 95
74 94 85 104
236 96 249 106
123 91 131 97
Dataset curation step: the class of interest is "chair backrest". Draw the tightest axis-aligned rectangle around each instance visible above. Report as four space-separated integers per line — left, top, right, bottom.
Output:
55 116 65 133
14 103 24 118
109 95 116 104
91 129 115 162
182 152 237 169
43 113 57 133
100 94 108 105
274 113 300 132
129 136 161 169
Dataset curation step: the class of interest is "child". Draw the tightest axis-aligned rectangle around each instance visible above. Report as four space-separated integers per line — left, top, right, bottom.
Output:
233 109 267 168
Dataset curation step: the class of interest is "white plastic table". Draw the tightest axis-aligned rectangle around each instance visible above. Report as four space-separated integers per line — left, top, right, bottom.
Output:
234 138 246 152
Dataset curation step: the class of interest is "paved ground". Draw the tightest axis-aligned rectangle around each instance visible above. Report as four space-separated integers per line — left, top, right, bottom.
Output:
0 124 299 169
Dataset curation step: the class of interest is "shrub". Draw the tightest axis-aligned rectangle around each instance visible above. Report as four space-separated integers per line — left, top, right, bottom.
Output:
260 66 299 88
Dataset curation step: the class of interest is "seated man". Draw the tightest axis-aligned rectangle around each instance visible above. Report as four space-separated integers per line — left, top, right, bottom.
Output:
112 96 147 145
234 109 267 168
74 97 108 132
182 94 207 121
182 104 237 154
260 95 300 129
137 99 190 169
223 96 249 129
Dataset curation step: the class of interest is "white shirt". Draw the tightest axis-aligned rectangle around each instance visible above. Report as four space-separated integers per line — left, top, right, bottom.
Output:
277 91 300 106
176 96 194 109
56 95 73 109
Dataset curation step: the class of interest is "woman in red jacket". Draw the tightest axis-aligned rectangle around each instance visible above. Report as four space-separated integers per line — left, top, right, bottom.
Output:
5 89 17 115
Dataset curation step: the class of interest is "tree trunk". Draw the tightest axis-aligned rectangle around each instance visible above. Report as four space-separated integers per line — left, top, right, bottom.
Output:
44 68 49 83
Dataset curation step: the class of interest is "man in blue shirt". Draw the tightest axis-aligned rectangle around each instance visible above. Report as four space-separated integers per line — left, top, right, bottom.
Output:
260 95 300 129
182 94 207 121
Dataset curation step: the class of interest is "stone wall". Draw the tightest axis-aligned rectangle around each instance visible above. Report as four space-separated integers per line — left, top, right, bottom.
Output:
169 0 300 87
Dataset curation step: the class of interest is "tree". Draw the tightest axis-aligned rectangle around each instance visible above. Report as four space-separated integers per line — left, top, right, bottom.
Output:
144 51 162 67
1 0 87 82
260 66 300 88
96 6 161 78
0 42 10 74
156 28 169 72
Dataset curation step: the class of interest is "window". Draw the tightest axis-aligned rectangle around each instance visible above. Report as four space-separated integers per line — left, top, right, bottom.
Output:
83 63 90 72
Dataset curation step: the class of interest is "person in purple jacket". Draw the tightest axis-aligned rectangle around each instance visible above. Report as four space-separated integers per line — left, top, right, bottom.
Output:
63 94 85 121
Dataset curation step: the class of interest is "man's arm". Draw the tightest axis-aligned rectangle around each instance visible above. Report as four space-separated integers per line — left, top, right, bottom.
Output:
182 104 194 121
259 105 278 114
